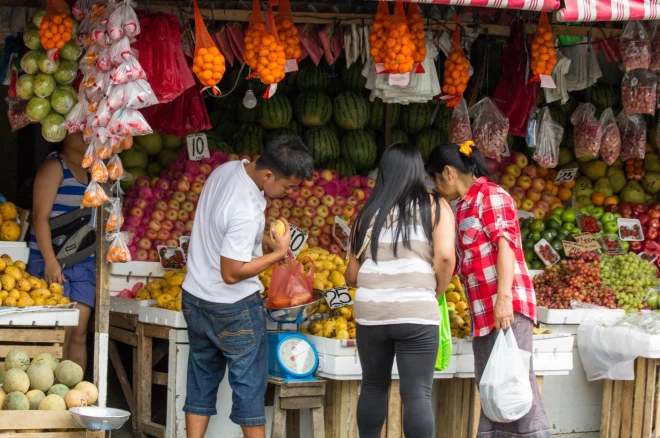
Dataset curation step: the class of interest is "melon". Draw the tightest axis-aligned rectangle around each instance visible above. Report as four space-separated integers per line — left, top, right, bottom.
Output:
3 368 30 393
215 121 240 143
119 146 148 169
25 390 46 410
0 387 5 410
401 102 433 135
340 130 377 172
161 133 183 150
304 127 340 167
5 349 30 371
74 381 99 405
390 130 410 145
341 61 367 92
4 391 29 410
333 92 370 131
288 119 305 136
47 384 69 399
237 100 259 125
296 65 328 91
325 158 357 177
55 360 83 388
416 129 445 162
433 104 452 134
295 91 333 127
368 98 401 131
234 125 264 155
258 94 292 129
27 362 54 392
38 394 66 410
64 389 87 409
135 132 163 156
0 370 4 385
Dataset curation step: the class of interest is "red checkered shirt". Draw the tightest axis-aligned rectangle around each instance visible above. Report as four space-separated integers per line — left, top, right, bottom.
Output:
455 177 537 337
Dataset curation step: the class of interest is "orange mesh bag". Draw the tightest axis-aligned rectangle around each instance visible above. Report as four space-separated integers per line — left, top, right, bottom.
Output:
369 1 391 64
256 8 286 86
531 13 556 77
191 0 226 95
275 0 301 61
443 21 469 108
383 2 415 74
407 3 426 64
244 0 265 71
38 0 74 53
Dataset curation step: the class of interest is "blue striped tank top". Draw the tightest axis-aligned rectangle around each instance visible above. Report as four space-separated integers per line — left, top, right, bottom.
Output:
28 152 92 261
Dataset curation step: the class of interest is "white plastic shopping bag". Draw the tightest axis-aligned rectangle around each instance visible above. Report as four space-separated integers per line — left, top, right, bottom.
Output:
479 330 533 423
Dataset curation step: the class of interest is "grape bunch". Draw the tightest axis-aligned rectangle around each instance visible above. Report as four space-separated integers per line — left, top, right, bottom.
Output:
534 252 618 309
600 253 660 313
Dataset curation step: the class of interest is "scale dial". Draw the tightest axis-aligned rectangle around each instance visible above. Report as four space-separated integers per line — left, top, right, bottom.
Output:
277 335 317 377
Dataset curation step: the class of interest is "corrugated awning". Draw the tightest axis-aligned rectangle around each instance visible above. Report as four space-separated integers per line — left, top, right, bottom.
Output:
396 0 559 13
558 0 660 21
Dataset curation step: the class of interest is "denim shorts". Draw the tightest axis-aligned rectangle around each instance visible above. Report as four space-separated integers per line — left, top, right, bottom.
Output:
181 290 268 426
27 257 96 309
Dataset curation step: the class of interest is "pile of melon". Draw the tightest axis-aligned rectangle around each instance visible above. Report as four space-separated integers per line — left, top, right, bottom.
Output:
0 349 97 412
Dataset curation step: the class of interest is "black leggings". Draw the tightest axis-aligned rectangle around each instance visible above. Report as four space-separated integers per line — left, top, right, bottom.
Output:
356 323 439 438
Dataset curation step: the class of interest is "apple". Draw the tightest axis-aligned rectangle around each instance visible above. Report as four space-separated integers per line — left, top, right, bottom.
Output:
591 206 605 220
161 220 174 232
289 187 300 199
186 192 199 203
313 216 326 228
165 209 178 221
154 200 168 211
330 205 343 216
269 198 282 209
145 228 158 240
136 249 148 261
322 224 332 235
165 239 179 247
190 208 196 220
521 166 537 178
147 219 162 231
535 200 550 213
514 152 529 168
648 292 659 309
347 196 358 206
312 186 325 198
329 243 341 254
634 203 648 215
194 173 207 184
182 201 195 213
505 164 522 178
531 177 546 192
649 202 660 211
141 216 151 227
511 195 521 209
130 207 144 218
343 205 355 217
366 178 376 188
499 173 516 189
639 213 650 226
177 179 190 193
301 216 313 228
157 229 171 240
549 202 564 212
541 190 554 205
303 206 315 218
294 197 306 208
316 205 329 218
228 153 239 161
310 226 322 237
291 207 303 218
136 177 150 188
185 220 195 232
199 163 212 176
532 207 546 220
173 191 186 203
151 210 165 222
147 249 159 262
320 169 334 182
138 238 152 250
319 235 332 246
520 198 534 211
353 188 366 201
177 210 190 222
308 196 320 207
300 187 312 199
171 230 183 240
516 175 532 190
307 236 319 247
174 221 185 232
267 207 281 218
340 214 351 224
167 200 180 210
510 186 526 199
334 196 347 207
283 198 294 209
321 195 335 207
527 188 541 202
191 182 204 194
280 208 291 218
289 217 301 227
325 216 335 225
302 178 315 188
602 221 618 233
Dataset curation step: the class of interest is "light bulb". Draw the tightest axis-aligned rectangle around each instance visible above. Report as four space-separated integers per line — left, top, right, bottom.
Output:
243 89 257 109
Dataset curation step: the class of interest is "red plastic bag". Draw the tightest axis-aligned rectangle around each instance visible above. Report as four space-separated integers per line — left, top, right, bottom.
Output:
617 112 646 161
622 69 657 115
469 97 509 161
299 24 323 66
449 99 472 144
620 21 650 72
214 25 235 67
266 251 314 309
226 22 245 62
140 82 211 137
571 103 602 159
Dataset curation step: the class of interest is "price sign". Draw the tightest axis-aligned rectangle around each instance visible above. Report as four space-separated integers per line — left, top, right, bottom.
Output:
289 224 308 258
501 140 511 157
322 286 353 310
554 168 578 184
562 240 593 256
572 233 601 251
187 133 210 161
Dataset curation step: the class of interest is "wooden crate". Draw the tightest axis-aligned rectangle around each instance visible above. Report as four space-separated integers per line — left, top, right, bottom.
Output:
0 411 104 437
0 327 65 371
600 358 660 438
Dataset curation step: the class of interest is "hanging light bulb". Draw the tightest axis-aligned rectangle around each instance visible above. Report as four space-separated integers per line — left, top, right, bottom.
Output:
243 89 257 109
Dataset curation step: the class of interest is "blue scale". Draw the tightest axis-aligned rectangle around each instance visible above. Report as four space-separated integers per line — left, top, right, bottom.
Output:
264 291 322 383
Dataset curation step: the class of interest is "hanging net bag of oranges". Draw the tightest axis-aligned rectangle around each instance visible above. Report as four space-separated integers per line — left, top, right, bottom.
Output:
275 0 301 67
38 0 74 57
407 2 426 65
443 21 469 108
531 13 557 78
256 8 286 89
383 2 415 74
191 0 226 95
244 0 265 72
369 1 391 65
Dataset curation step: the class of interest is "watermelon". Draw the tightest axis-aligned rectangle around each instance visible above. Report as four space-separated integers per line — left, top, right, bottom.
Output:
432 104 452 134
591 83 616 114
206 132 234 153
341 61 367 92
215 121 240 144
259 94 292 129
400 102 432 135
295 91 333 127
266 128 297 144
288 119 305 136
368 98 401 130
237 100 259 125
390 130 409 145
234 125 264 155
304 127 340 166
415 129 444 162
296 65 328 91
325 158 357 176
340 130 377 171
334 92 370 131
327 75 345 95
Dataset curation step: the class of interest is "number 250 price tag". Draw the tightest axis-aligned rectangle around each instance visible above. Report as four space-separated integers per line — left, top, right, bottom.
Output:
288 224 308 258
323 286 353 310
187 133 210 161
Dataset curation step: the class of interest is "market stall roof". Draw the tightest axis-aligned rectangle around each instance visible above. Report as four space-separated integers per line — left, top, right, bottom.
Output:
558 0 660 21
391 0 558 12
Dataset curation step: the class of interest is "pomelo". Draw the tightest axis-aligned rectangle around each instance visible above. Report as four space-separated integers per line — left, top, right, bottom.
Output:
55 360 83 388
32 353 59 372
27 362 54 392
38 394 66 410
25 390 45 410
74 381 99 405
135 133 163 156
47 383 69 399
64 389 87 408
3 368 30 393
4 391 29 410
5 349 30 371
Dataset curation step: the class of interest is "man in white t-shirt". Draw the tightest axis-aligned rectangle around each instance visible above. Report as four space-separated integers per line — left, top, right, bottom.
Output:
181 136 313 438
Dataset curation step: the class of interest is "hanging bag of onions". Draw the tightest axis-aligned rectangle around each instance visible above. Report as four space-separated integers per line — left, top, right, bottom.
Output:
275 0 301 68
443 21 469 108
369 1 391 65
38 0 74 58
191 0 226 95
530 13 557 78
244 0 265 72
406 2 426 65
383 2 415 74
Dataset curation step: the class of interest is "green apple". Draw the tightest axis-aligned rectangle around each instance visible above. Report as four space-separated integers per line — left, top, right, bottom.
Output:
551 207 565 218
620 240 630 252
648 292 659 309
603 221 618 234
601 212 616 223
579 205 594 216
591 207 605 220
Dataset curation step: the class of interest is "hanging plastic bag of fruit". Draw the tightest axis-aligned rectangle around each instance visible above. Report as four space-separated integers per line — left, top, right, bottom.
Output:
267 250 314 309
617 111 647 161
620 21 650 72
650 22 660 72
255 8 286 91
107 154 125 180
105 197 124 233
443 20 470 108
382 2 415 74
571 103 602 159
533 107 563 168
106 231 132 263
530 13 557 80
450 99 472 144
38 0 74 59
621 69 657 116
191 0 226 96
81 142 96 169
244 0 265 72
469 97 509 161
407 3 426 65
369 1 391 65
599 109 620 165
81 180 108 208
124 80 159 110
275 0 301 68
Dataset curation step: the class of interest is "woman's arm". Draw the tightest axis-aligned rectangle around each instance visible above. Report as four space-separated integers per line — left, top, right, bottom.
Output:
493 238 515 330
32 160 64 285
433 198 456 298
345 253 360 288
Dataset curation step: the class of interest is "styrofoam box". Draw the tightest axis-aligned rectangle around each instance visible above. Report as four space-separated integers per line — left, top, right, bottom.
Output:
138 306 187 328
110 261 166 295
536 306 626 325
110 297 156 315
528 269 545 278
457 333 574 355
454 351 573 377
0 308 79 326
0 242 29 264
306 334 459 357
316 353 456 380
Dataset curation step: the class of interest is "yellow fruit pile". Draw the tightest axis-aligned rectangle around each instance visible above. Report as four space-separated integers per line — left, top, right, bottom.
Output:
304 303 356 340
136 267 186 311
0 254 69 307
445 276 471 338
0 202 20 242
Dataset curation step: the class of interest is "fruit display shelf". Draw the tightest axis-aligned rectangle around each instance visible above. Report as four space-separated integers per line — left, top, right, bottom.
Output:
110 296 156 315
110 261 167 296
0 411 104 437
536 306 626 324
0 307 79 327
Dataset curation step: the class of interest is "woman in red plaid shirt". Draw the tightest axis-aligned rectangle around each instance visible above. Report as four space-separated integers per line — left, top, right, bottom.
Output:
427 141 550 438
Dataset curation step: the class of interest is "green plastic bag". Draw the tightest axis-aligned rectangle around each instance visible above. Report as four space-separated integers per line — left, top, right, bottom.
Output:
435 294 453 371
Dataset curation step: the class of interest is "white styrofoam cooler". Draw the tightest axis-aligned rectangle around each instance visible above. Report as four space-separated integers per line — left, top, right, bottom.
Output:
457 332 574 355
138 306 187 328
110 261 166 296
536 306 626 324
110 297 157 315
0 242 30 264
0 308 79 326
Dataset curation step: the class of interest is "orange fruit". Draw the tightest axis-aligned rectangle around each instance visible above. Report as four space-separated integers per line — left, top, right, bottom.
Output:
604 196 619 206
591 192 605 206
562 180 576 189
557 188 572 202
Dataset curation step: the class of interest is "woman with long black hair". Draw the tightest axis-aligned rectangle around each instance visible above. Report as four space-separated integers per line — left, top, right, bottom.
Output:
426 141 550 438
344 143 456 438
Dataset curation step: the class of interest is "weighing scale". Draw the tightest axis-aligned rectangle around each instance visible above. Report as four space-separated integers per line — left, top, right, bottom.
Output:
264 290 323 382
69 406 130 437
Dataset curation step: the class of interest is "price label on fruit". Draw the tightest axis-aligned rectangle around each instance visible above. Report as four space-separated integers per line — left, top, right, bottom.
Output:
333 216 351 252
562 240 593 256
501 140 511 157
289 224 308 258
572 233 601 251
186 133 210 161
157 246 186 270
323 286 353 310
554 168 578 184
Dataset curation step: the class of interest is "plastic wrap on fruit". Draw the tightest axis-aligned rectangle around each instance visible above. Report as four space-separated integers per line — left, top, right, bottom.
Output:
81 180 108 208
106 84 126 111
617 112 647 161
98 141 113 160
107 5 125 41
90 98 111 127
622 69 657 115
64 101 88 133
122 2 140 37
90 158 108 183
96 47 113 72
85 72 110 102
106 231 131 263
107 154 124 180
89 24 109 47
81 142 96 168
111 56 146 84
124 80 157 110
650 22 660 72
449 98 472 144
620 21 650 72
109 36 134 65
105 198 124 232
571 103 602 158
599 109 621 165
533 107 563 169
468 97 509 160
108 108 152 137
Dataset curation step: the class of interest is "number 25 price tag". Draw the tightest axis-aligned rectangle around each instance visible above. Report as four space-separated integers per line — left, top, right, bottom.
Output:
554 168 578 185
187 133 210 161
323 286 353 310
288 224 308 258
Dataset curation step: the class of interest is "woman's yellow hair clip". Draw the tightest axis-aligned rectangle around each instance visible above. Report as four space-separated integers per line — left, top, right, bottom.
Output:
458 141 474 157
